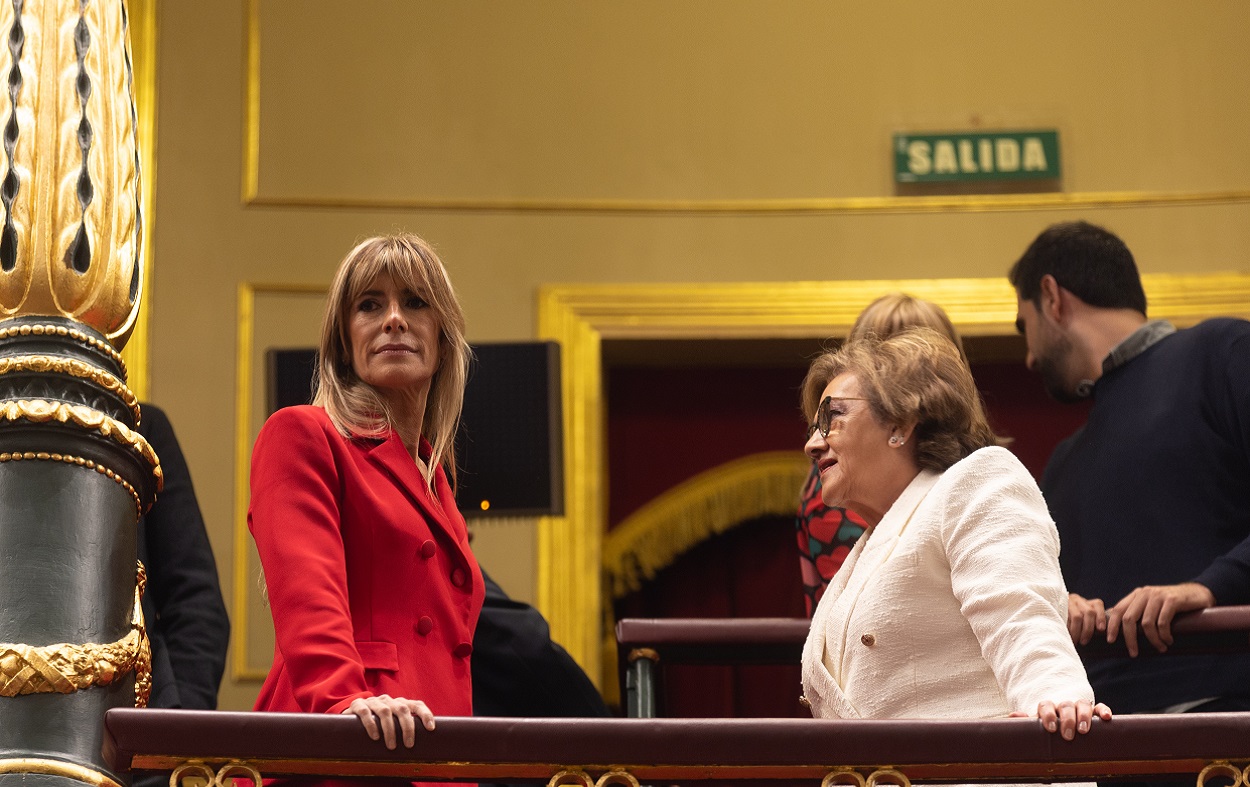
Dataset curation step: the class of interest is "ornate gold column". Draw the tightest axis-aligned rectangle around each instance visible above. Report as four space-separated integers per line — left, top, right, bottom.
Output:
0 3 160 787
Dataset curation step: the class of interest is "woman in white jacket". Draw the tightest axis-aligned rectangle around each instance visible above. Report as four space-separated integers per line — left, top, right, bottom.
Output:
800 328 1110 739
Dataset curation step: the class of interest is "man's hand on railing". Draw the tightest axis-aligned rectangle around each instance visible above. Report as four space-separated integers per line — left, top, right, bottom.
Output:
1066 593 1107 645
1106 582 1217 657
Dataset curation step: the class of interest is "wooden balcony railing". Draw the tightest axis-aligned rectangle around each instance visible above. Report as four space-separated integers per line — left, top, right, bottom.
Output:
616 606 1250 718
103 708 1250 786
99 607 1250 786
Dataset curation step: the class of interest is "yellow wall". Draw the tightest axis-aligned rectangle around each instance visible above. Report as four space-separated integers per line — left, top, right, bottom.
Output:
145 1 1250 709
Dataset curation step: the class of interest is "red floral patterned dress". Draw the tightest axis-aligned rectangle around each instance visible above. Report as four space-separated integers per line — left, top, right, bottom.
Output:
796 462 867 617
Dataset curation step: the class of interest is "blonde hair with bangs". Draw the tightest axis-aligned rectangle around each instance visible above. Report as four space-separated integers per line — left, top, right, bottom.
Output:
313 233 470 490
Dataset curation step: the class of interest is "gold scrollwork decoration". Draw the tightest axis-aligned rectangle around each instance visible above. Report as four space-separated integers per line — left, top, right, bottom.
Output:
865 768 912 787
0 399 162 484
168 761 217 787
0 562 151 706
0 324 128 375
1197 761 1245 787
169 760 264 787
135 561 153 707
0 757 125 787
595 770 641 787
822 768 868 787
547 769 596 787
214 761 264 787
0 354 140 422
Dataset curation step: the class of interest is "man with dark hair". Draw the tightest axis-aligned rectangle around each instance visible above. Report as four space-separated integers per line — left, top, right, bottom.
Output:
1009 221 1250 717
1008 221 1149 404
1009 220 1147 314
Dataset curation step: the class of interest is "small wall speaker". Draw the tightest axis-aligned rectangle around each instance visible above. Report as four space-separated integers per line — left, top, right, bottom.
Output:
265 341 563 518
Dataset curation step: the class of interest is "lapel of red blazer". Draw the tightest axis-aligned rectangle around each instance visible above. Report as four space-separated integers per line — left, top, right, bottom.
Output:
365 431 465 546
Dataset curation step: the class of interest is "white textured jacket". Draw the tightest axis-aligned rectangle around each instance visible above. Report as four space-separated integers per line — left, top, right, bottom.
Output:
802 446 1094 720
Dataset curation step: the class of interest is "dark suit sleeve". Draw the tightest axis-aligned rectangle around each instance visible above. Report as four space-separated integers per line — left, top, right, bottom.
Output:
472 570 610 717
139 403 230 710
1191 328 1250 603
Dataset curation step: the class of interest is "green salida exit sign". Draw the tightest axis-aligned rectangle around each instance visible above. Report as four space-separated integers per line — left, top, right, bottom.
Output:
894 130 1060 183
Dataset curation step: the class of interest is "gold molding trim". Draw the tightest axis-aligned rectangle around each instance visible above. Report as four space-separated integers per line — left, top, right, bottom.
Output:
0 564 150 706
242 0 261 204
0 323 128 374
536 273 1250 687
231 282 258 680
0 758 125 787
0 450 144 518
244 189 1250 215
604 451 810 599
231 282 331 682
238 5 1250 215
0 354 141 422
0 400 161 479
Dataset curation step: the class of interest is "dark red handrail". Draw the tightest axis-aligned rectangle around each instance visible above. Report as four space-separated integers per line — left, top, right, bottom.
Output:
615 605 1250 664
614 607 1250 718
102 708 1250 783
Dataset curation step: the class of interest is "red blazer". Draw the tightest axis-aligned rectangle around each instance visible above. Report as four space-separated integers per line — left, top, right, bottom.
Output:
249 405 483 718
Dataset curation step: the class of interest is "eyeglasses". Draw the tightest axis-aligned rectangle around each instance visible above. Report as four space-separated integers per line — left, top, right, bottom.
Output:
807 395 868 439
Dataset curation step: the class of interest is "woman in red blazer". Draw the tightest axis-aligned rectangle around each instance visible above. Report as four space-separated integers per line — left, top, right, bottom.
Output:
249 233 483 753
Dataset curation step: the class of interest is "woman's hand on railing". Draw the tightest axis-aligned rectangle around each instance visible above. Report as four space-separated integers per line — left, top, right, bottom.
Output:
1020 700 1112 741
343 694 435 750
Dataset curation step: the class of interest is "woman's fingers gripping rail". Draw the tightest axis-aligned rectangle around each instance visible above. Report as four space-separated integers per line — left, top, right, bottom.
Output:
1036 700 1113 740
344 695 436 749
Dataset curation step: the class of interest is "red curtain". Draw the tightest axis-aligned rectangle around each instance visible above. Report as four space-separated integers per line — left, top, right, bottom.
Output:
609 359 1090 717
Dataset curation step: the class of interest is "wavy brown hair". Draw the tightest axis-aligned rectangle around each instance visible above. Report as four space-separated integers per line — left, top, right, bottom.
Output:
312 233 470 490
801 328 997 472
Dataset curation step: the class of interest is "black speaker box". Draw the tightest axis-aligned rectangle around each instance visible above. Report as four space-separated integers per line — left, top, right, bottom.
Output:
265 342 563 518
